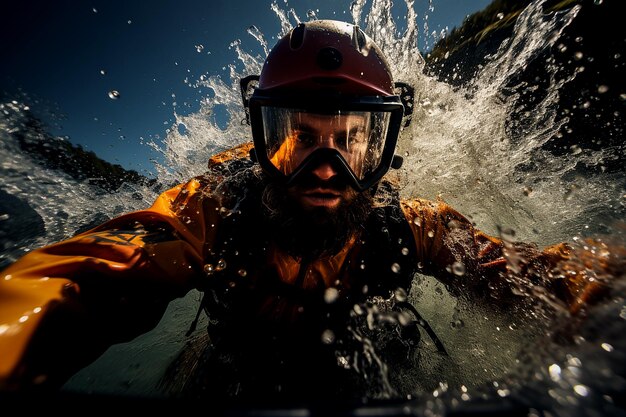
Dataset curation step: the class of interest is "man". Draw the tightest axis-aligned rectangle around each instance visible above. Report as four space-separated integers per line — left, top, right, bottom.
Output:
0 20 610 402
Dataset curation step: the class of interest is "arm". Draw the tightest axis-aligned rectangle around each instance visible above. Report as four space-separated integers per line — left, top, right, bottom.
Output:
0 177 217 390
400 198 611 314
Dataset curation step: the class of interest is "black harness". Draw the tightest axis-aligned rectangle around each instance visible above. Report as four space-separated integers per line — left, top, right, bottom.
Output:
176 157 448 400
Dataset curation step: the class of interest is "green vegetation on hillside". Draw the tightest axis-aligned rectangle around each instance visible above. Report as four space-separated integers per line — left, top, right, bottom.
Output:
427 0 578 61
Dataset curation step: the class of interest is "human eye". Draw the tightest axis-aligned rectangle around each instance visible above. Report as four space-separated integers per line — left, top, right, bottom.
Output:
337 127 366 151
334 133 349 150
294 130 316 147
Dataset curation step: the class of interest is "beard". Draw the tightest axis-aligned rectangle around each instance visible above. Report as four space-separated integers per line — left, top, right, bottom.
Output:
261 173 374 259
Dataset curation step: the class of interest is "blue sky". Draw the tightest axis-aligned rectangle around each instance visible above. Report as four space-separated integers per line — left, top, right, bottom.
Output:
0 0 492 175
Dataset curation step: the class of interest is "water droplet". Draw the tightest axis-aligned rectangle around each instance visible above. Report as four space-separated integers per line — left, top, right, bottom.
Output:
19 315 29 323
394 287 407 301
427 230 434 238
574 51 583 60
450 319 464 328
0 214 9 221
498 226 516 241
593 0 603 4
401 247 409 256
238 269 247 277
324 287 339 303
92 8 98 13
353 304 364 315
108 90 120 100
417 262 423 269
321 329 335 344
574 384 589 396
413 217 422 227
447 220 461 230
620 94 626 101
575 36 583 43
195 44 204 53
523 186 533 196
496 13 504 20
127 20 132 24
452 261 466 276
570 144 582 154
203 264 214 274
549 364 562 381
601 342 614 352
216 259 227 271
391 263 401 274
219 207 232 217
99 69 106 75
597 85 609 94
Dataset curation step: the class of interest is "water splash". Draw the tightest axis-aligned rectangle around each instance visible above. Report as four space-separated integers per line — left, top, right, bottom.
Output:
0 101 157 266
396 0 623 245
1 0 624 410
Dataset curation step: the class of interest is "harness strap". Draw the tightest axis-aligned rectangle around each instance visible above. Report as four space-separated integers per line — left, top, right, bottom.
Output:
395 301 449 356
186 292 209 337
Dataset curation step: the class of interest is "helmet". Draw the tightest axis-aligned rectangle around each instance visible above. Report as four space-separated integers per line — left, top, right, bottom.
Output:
241 20 408 191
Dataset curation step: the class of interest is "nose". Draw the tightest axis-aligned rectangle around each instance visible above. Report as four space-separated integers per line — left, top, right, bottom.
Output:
311 161 338 181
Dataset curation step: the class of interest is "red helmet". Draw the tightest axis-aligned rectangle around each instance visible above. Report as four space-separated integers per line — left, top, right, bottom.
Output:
258 20 395 97
241 20 409 191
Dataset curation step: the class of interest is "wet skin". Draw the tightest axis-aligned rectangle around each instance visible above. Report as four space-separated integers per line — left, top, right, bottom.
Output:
287 162 359 211
277 113 367 211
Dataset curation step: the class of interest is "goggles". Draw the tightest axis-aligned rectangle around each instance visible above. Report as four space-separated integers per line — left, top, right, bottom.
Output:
247 92 405 191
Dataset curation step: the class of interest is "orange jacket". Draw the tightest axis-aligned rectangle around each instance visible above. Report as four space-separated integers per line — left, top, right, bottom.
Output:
0 142 603 390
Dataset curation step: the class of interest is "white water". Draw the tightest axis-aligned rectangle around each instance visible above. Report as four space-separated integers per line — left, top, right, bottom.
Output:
1 0 624 413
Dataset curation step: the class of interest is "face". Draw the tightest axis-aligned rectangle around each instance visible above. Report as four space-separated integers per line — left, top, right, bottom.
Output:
269 112 369 211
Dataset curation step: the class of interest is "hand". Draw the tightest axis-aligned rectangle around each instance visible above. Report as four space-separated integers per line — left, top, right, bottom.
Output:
553 236 625 315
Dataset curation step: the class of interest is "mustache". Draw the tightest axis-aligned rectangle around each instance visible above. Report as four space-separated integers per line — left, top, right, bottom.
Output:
289 171 350 192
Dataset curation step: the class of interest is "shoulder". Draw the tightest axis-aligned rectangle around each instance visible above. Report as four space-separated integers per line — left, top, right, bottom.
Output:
156 142 260 211
193 141 259 192
207 141 254 168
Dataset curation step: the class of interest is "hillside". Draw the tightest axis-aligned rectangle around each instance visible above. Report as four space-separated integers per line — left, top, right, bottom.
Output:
1 96 151 192
424 0 624 173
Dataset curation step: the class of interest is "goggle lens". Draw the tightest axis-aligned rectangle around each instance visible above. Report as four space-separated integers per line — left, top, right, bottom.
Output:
261 108 391 181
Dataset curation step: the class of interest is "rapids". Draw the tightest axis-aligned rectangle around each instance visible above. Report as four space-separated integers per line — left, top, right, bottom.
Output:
0 0 624 415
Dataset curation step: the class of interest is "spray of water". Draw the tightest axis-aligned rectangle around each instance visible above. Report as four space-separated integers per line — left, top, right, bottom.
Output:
1 0 624 410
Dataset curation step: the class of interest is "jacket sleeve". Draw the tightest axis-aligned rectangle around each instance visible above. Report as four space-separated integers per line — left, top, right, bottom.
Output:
400 198 611 314
0 177 218 390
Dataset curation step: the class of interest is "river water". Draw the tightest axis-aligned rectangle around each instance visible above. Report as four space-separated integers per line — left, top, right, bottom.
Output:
1 0 624 415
